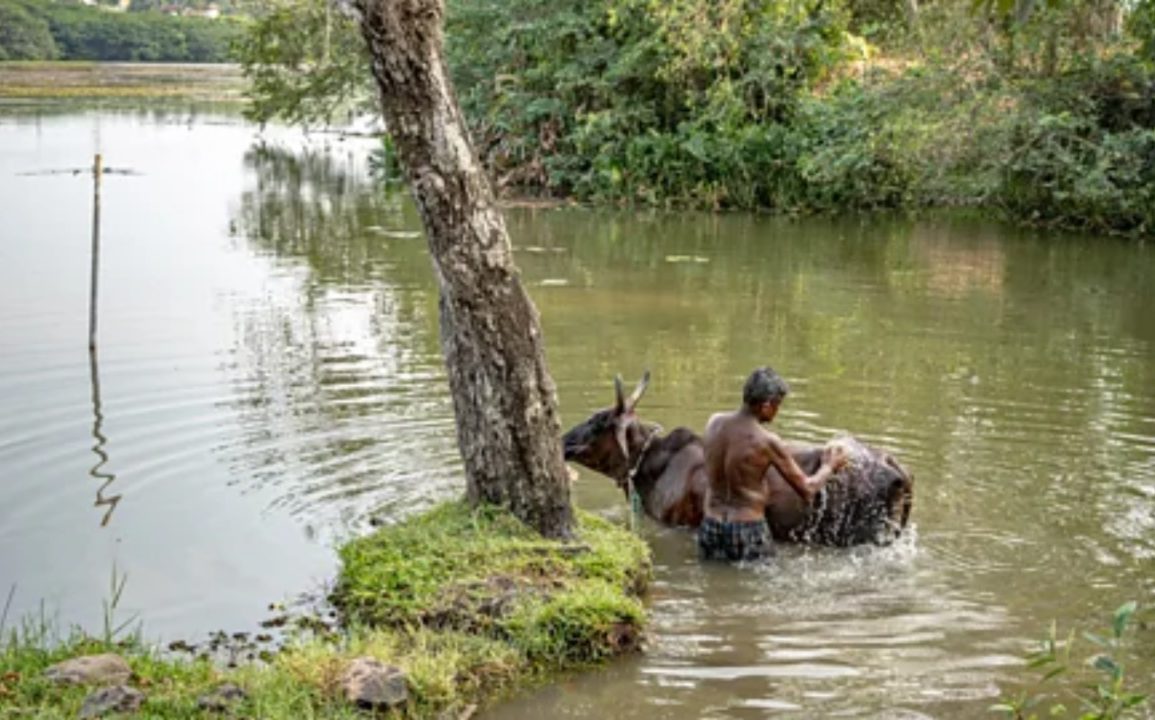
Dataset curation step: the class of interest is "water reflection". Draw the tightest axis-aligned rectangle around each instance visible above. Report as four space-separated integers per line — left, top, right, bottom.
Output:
88 345 121 527
223 140 460 529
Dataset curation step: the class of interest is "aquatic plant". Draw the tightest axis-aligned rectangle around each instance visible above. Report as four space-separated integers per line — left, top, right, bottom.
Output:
991 601 1150 720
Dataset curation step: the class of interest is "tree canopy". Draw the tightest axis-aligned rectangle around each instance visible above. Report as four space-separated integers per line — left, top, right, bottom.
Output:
0 1 59 60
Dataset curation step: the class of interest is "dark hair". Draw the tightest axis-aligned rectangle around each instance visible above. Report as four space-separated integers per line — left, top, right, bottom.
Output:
743 367 789 408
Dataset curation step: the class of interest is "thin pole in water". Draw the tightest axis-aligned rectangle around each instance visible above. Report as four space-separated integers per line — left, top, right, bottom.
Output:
85 153 120 527
89 154 101 351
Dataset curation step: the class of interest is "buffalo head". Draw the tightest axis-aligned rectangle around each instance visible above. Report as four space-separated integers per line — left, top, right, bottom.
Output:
562 371 650 483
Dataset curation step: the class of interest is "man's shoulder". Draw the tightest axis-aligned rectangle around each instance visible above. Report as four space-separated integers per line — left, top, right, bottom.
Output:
759 426 788 453
704 411 735 437
705 411 732 426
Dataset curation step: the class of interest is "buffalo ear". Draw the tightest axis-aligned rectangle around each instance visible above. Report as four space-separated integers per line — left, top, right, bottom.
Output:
626 369 650 413
613 374 625 414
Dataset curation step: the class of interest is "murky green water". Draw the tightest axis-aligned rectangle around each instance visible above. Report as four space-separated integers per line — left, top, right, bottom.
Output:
1 109 1153 718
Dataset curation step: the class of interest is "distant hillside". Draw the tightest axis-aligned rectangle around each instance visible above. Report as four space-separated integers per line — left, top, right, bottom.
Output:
0 0 244 62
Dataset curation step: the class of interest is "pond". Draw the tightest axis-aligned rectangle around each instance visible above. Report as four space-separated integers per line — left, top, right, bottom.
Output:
1 107 1153 718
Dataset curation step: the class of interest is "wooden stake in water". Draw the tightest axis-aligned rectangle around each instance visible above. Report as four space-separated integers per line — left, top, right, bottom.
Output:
89 154 101 351
86 153 120 526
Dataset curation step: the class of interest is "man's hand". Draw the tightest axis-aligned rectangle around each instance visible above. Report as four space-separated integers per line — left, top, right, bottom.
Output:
822 441 850 472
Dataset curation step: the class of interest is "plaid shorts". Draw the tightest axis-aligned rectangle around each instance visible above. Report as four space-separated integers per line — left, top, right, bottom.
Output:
697 516 773 562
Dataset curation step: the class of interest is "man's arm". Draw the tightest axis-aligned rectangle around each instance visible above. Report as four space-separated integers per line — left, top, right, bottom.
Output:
764 432 838 503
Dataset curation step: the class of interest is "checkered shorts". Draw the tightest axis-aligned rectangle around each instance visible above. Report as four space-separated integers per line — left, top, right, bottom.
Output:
697 516 774 562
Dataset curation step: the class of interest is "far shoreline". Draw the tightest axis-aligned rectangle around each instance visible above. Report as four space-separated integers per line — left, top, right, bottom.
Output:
0 61 245 102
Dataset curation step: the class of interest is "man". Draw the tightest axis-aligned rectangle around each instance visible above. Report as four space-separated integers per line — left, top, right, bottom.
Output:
698 366 847 562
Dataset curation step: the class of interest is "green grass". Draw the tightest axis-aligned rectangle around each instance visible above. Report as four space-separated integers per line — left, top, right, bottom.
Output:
0 502 652 719
335 502 649 624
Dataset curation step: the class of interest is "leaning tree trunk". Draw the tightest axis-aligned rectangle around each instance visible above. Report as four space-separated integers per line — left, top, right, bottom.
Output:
354 0 574 538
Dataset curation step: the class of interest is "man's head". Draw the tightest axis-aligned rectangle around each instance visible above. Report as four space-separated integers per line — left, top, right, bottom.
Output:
743 366 789 421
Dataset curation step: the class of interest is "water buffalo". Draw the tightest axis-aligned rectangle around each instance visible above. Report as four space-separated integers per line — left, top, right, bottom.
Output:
562 373 913 546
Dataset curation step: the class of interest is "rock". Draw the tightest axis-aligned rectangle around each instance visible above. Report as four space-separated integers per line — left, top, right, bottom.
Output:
606 622 642 654
43 654 132 686
340 657 408 710
196 683 247 712
77 685 144 718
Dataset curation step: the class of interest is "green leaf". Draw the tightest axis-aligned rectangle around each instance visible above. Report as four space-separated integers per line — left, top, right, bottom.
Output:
1082 631 1109 648
1028 654 1054 668
1112 601 1137 639
1122 693 1147 708
1091 654 1119 677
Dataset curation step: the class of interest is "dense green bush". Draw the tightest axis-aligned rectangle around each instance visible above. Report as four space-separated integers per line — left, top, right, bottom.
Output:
994 56 1155 236
446 0 851 202
237 0 1155 237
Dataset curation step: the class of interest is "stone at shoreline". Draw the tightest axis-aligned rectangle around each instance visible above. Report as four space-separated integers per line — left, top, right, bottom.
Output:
77 685 144 718
43 654 132 686
340 657 408 710
196 683 247 712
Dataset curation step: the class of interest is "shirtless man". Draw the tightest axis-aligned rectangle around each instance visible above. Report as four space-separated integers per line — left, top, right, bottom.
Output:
698 366 847 562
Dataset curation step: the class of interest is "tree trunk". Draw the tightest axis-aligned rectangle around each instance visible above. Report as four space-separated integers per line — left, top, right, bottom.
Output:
902 0 919 30
353 0 574 539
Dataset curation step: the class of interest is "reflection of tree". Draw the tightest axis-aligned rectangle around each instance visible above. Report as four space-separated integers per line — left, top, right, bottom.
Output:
224 141 461 525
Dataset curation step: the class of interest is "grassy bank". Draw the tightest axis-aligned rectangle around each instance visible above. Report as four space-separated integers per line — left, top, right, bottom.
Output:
0 62 245 102
0 502 651 718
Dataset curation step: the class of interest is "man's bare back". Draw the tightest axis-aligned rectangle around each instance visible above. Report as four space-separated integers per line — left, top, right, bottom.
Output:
697 367 845 562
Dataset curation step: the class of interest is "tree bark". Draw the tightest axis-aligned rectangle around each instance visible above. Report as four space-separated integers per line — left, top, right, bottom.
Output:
353 0 574 538
902 0 919 30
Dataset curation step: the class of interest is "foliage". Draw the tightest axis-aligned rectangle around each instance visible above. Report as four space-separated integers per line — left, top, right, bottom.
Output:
992 54 1155 236
1132 0 1155 62
991 601 1149 720
0 0 241 62
236 0 1155 236
234 0 371 126
0 0 59 61
445 0 851 198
